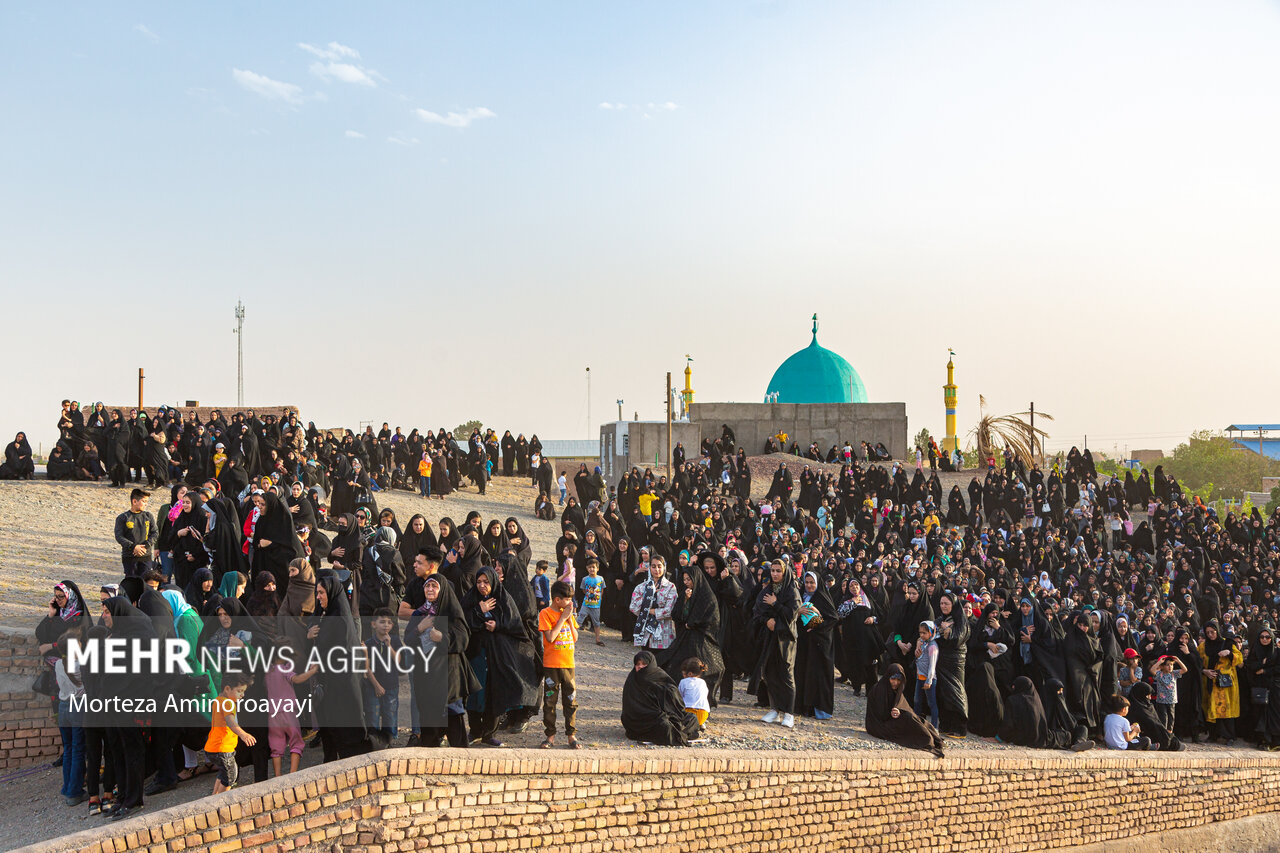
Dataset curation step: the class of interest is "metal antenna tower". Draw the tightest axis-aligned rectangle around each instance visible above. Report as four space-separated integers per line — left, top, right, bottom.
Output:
233 300 246 407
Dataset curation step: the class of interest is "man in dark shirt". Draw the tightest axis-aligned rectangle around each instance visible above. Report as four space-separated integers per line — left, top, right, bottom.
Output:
114 488 158 576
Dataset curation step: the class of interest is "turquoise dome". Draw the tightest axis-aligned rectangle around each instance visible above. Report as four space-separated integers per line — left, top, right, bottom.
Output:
766 316 868 404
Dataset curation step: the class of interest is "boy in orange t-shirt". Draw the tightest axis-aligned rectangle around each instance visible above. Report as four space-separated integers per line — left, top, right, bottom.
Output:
205 674 256 793
538 581 579 749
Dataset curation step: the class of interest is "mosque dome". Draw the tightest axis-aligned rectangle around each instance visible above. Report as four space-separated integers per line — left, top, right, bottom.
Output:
765 315 868 404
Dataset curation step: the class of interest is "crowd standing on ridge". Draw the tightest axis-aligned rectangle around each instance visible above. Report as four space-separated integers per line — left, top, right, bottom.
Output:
18 405 1280 820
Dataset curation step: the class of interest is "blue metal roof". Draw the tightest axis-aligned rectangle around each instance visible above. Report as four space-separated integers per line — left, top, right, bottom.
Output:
1225 424 1280 432
1231 438 1280 460
539 439 600 458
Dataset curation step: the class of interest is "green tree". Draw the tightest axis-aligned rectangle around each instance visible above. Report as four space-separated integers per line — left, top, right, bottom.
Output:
1154 431 1280 501
1093 455 1126 479
1267 485 1280 515
455 419 483 436
912 427 933 453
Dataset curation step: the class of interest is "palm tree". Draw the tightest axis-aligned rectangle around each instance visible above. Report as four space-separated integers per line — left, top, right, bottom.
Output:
971 396 1053 464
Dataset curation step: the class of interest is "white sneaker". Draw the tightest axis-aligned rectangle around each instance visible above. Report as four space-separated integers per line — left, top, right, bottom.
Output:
761 710 779 723
781 714 795 728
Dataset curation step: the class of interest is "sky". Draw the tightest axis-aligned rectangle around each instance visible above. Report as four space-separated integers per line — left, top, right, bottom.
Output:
3 1 1279 458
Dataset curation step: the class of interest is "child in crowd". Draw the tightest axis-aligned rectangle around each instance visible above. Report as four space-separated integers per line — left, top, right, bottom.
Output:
578 559 605 646
638 488 657 523
362 607 402 743
1118 649 1143 696
914 621 939 729
678 657 711 732
417 453 432 499
1151 655 1188 733
265 639 304 776
559 548 576 587
539 581 579 749
206 673 256 793
1103 694 1155 751
557 471 567 505
532 560 551 610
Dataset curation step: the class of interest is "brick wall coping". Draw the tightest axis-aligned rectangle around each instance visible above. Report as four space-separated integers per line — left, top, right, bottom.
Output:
15 747 1280 853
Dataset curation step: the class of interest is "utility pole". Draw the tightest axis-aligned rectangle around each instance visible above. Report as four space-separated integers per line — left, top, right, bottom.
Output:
616 399 623 421
1029 402 1035 463
586 367 591 439
233 301 246 407
138 368 145 410
666 372 673 477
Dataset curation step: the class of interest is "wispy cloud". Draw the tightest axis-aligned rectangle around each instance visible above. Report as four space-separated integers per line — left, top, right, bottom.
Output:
299 43 381 88
345 130 366 139
600 100 679 115
232 69 305 104
387 133 420 146
415 106 495 128
298 41 360 61
134 23 159 42
310 61 376 87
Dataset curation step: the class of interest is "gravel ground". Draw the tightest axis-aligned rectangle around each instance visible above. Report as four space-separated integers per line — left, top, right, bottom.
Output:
0 471 1251 850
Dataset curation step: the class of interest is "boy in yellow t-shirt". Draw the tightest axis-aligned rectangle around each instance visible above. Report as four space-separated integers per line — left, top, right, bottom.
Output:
538 581 579 749
205 674 256 793
417 453 433 499
637 489 657 522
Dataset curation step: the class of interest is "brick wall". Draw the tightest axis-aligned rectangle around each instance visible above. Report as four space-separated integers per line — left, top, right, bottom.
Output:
16 749 1280 853
0 627 60 770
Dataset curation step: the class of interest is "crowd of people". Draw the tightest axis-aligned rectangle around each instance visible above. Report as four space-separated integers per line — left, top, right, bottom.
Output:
601 442 1280 758
23 402 1280 819
30 402 570 819
40 399 547 497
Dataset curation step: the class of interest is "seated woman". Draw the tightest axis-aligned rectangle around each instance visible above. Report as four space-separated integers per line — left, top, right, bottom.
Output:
534 492 556 521
0 432 35 480
46 442 76 480
865 663 945 756
76 441 103 481
1127 682 1184 751
621 651 701 746
999 676 1093 750
1043 677 1094 750
999 677 1049 747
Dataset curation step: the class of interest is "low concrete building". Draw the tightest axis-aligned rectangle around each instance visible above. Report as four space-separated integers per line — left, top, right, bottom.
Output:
536 439 600 478
599 402 908 485
599 316 908 484
1130 449 1165 466
599 420 701 482
690 401 908 460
